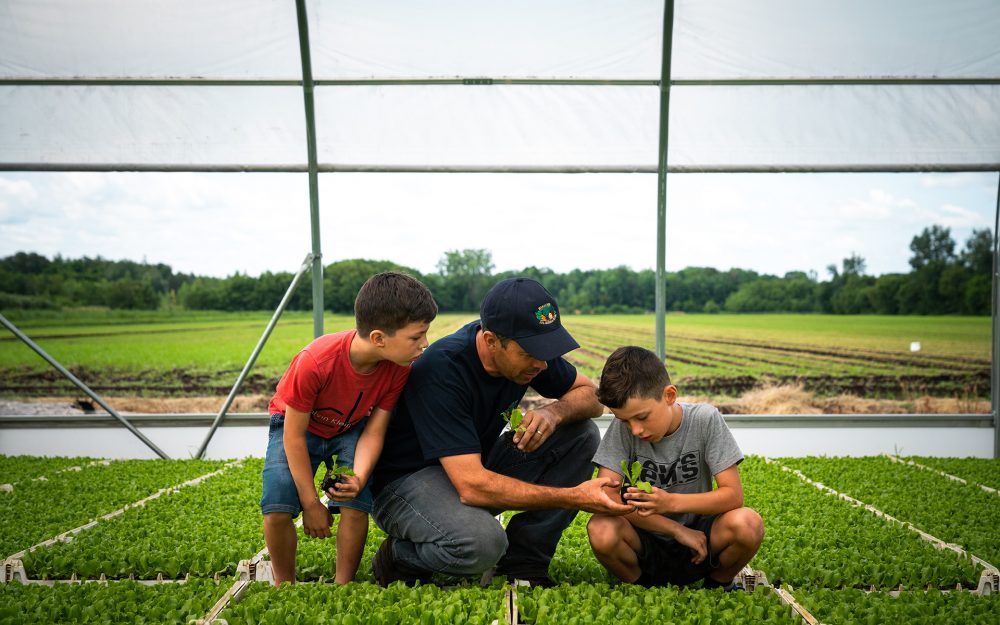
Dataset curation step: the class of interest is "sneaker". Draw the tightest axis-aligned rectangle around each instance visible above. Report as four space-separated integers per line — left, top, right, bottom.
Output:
372 537 432 587
515 575 556 588
499 569 556 588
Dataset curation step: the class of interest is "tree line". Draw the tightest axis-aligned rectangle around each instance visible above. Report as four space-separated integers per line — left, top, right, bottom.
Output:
0 225 992 315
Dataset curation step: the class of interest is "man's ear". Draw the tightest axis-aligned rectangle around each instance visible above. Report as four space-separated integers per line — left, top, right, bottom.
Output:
661 384 678 404
482 330 499 350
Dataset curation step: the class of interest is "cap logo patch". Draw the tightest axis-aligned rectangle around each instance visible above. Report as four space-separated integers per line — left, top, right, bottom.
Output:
535 303 557 325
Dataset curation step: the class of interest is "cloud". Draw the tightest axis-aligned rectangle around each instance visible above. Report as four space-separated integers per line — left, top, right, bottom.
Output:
0 178 39 223
935 203 989 228
837 188 916 220
918 172 988 189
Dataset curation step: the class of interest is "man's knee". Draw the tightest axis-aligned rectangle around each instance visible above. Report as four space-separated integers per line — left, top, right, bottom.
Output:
448 521 508 573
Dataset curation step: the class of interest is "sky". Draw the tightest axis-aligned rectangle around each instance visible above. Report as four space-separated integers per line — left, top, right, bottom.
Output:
0 171 997 280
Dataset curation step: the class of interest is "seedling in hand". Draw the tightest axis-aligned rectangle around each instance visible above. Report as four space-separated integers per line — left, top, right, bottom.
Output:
504 408 527 433
320 454 356 494
619 460 653 495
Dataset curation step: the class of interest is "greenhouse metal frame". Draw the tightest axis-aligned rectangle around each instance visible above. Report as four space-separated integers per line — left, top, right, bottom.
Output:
1 0 999 457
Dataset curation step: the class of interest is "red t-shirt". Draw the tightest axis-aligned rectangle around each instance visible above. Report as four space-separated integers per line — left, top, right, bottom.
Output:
268 330 410 439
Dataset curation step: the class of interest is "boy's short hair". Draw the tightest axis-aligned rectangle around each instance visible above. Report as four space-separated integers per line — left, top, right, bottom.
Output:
355 272 438 336
598 346 672 409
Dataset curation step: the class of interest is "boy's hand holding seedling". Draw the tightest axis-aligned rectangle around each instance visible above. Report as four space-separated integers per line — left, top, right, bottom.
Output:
618 460 685 517
619 460 653 496
321 455 361 502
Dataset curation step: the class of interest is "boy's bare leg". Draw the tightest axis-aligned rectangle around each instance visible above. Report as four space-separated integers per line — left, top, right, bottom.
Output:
263 512 298 585
706 507 764 583
334 507 370 584
587 515 643 583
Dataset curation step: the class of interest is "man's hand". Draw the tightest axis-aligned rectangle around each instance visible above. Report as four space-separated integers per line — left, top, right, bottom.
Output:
301 499 333 538
674 525 708 564
574 476 634 515
326 474 362 502
623 486 678 516
513 407 558 452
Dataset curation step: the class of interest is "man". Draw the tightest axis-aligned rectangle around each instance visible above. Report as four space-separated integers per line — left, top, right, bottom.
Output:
370 277 631 587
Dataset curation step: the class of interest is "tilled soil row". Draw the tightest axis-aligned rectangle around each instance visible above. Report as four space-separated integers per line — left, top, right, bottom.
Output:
0 366 279 397
679 371 989 399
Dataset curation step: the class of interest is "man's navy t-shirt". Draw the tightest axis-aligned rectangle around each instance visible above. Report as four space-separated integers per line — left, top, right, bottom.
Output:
371 320 578 494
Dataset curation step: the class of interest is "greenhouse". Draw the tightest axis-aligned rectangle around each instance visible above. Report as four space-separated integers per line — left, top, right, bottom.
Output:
3 0 1000 623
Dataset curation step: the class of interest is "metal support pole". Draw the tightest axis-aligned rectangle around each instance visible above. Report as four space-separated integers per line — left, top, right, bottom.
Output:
0 312 170 459
992 172 1000 458
655 0 675 361
195 253 314 459
295 0 324 339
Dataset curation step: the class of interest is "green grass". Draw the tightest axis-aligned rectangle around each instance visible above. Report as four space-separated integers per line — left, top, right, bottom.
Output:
0 310 989 399
0 311 475 391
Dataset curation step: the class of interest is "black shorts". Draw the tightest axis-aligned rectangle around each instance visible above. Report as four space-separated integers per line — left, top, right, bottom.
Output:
635 514 721 587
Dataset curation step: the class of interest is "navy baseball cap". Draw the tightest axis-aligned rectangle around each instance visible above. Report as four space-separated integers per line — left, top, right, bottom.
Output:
480 278 580 361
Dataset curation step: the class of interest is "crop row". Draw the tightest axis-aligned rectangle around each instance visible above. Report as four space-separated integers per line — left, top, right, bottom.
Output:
566 323 984 383
518 584 801 625
0 454 99 486
6 577 1000 625
22 460 265 579
910 456 1000 492
0 578 222 625
742 457 980 589
780 456 1000 567
0 458 224 558
218 581 507 625
798 587 1000 625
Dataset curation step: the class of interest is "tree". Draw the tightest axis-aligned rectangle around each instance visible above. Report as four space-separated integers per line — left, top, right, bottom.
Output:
909 225 956 269
324 259 421 313
436 249 494 311
960 228 993 275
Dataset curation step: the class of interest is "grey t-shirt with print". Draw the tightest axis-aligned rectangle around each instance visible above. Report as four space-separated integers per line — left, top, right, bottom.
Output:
592 401 744 530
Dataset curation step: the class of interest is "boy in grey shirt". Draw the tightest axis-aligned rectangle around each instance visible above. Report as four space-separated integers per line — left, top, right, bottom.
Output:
589 346 763 590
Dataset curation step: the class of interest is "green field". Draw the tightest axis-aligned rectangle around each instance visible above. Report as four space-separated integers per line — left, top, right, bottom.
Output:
0 310 990 400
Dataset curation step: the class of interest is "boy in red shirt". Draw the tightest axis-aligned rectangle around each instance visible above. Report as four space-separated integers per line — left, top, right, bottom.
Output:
260 272 437 585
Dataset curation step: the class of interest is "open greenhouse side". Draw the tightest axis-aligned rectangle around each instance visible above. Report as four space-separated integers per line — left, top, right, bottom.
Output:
2 1 1000 624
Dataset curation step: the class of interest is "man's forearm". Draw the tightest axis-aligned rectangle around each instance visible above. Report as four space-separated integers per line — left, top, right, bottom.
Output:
543 384 602 426
456 469 577 510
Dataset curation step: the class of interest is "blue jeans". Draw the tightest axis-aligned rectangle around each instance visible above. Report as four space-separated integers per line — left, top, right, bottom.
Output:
260 413 373 515
371 419 599 577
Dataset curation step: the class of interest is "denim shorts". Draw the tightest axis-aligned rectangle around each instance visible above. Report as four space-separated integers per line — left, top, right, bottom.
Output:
260 413 373 515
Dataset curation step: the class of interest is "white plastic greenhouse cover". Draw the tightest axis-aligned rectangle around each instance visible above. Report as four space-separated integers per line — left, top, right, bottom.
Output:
1 0 999 171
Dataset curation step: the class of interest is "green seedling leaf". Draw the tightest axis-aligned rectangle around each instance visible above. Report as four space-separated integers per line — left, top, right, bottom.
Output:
619 460 644 486
635 481 653 494
328 455 356 477
505 408 527 433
